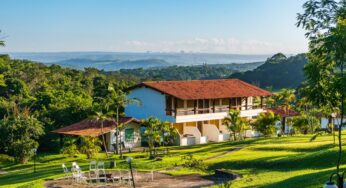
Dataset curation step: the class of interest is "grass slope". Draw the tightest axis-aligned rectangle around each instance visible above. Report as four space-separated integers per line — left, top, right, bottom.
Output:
0 134 343 188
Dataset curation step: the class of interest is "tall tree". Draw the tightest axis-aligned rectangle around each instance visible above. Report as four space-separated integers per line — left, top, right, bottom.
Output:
143 117 162 159
297 0 346 174
91 111 110 158
0 107 44 163
0 30 5 47
277 89 296 133
106 85 140 156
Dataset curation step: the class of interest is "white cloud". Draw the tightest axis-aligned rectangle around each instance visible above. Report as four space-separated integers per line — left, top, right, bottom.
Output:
114 37 306 54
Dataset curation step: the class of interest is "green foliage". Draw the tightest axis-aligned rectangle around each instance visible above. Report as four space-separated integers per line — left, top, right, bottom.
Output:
116 62 262 81
79 136 101 159
253 111 281 137
0 30 5 47
269 88 296 108
143 117 162 159
161 121 178 146
0 55 136 154
181 154 207 171
0 108 44 163
60 138 79 157
297 0 346 173
230 53 307 89
292 112 321 134
223 110 249 140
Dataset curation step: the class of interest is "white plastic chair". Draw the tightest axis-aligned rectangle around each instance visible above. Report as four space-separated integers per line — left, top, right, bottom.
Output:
71 162 87 183
89 160 98 181
145 170 154 182
61 164 70 179
97 161 105 170
97 169 107 183
90 160 97 171
112 169 122 183
121 170 133 186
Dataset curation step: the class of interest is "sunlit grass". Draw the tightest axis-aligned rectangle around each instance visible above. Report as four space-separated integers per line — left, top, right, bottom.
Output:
0 133 343 187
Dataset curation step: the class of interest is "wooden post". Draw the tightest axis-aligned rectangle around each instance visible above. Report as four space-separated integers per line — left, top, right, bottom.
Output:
213 99 216 113
194 100 197 114
260 96 263 108
228 98 231 110
174 97 178 116
245 97 248 110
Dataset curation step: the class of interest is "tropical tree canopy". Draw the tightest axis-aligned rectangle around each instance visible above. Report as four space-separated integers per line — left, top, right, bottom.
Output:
223 109 249 140
252 111 280 137
297 0 346 174
0 108 44 163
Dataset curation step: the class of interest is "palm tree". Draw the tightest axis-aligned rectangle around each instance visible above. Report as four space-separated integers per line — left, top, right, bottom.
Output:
107 85 141 156
277 89 296 134
159 121 178 146
143 117 161 159
223 109 249 140
90 111 111 158
253 111 281 137
0 30 5 47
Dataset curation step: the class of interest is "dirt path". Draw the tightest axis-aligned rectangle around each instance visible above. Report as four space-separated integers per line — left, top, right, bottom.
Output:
204 146 243 161
158 146 243 173
45 172 231 188
45 147 243 188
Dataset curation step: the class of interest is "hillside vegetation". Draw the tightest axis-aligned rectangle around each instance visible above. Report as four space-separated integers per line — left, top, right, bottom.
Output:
111 62 262 81
0 134 341 188
230 53 307 90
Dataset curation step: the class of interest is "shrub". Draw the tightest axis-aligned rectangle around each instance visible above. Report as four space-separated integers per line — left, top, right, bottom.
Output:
252 111 280 137
60 139 79 157
181 154 207 171
79 136 101 159
0 110 44 163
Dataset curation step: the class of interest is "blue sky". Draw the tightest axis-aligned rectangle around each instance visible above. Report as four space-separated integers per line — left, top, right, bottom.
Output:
0 0 308 54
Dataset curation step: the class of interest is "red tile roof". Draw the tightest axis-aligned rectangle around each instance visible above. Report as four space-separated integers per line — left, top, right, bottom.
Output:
267 107 300 117
51 117 139 137
127 79 272 100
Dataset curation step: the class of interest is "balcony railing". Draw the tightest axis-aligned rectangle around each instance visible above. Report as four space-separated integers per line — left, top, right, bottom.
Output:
166 104 266 116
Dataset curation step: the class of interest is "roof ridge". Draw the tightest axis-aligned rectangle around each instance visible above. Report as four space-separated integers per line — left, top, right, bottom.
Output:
142 78 239 83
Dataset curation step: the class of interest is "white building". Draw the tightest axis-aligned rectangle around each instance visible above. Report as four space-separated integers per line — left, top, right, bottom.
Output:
125 79 272 146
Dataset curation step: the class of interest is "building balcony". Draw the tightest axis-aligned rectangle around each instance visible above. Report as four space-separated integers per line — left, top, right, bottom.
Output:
166 105 265 123
174 109 264 123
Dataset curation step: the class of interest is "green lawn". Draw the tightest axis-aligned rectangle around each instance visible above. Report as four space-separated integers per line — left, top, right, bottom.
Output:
0 134 344 188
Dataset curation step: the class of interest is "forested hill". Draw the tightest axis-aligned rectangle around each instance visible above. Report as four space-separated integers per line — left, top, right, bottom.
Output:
229 53 307 90
108 62 263 81
0 54 138 152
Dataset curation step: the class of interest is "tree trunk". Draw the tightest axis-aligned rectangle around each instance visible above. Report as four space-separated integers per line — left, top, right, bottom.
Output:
101 121 109 158
282 117 286 135
149 138 154 159
115 107 119 155
336 64 344 174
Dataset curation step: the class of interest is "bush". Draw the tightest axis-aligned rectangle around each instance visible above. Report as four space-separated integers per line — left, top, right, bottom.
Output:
79 136 101 159
292 114 321 134
181 154 207 171
60 140 79 157
0 111 44 163
252 112 280 137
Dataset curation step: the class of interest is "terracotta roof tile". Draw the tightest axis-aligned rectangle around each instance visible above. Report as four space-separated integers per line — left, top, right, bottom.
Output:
128 79 272 100
51 117 139 137
267 107 300 117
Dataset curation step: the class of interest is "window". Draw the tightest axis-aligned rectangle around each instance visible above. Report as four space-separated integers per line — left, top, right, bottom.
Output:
166 96 172 115
125 128 134 142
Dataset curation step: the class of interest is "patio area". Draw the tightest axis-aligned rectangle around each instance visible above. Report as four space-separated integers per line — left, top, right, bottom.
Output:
45 171 236 188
